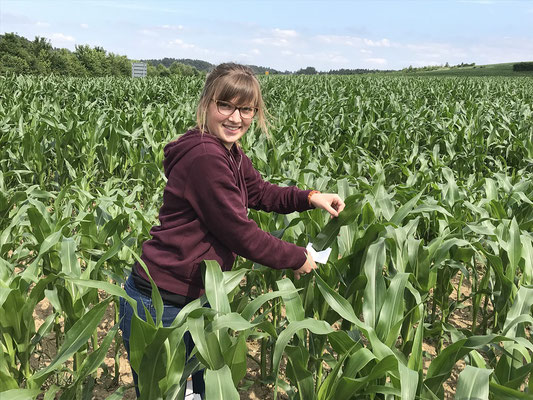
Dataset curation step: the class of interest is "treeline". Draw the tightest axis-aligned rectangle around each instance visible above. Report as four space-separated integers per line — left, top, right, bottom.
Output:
294 66 391 75
0 33 201 77
145 61 201 77
143 57 286 75
144 57 212 72
513 62 533 72
401 62 476 73
0 33 131 76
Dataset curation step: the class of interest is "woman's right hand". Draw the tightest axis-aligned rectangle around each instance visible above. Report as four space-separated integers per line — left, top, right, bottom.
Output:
294 251 318 280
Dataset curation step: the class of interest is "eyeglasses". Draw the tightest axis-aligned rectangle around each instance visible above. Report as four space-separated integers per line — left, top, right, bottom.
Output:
213 99 258 119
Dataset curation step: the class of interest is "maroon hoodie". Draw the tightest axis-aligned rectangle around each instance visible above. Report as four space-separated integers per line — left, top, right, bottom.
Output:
137 129 313 298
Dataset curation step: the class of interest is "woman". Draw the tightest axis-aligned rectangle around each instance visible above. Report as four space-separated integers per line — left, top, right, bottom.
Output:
119 63 345 398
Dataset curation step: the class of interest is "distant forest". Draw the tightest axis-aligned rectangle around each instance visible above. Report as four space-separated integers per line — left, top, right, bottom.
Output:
1 33 398 77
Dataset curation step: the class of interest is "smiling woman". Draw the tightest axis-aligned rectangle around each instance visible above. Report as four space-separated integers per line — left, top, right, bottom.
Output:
118 62 345 399
204 98 254 150
196 63 267 142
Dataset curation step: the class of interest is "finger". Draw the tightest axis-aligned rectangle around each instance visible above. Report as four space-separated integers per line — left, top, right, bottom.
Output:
324 204 339 218
294 271 301 280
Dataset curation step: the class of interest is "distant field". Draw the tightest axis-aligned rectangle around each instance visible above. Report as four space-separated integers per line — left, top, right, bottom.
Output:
400 61 533 77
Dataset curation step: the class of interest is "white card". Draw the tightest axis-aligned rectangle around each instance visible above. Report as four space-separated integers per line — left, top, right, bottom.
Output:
306 243 332 264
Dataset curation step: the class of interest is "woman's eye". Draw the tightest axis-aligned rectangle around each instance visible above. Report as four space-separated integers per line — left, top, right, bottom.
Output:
241 107 253 113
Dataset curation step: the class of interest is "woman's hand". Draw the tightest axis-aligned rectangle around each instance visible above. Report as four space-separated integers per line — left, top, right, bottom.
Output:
309 192 345 218
294 251 317 280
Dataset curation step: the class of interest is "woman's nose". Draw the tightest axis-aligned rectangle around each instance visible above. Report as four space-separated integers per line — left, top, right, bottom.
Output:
228 108 242 122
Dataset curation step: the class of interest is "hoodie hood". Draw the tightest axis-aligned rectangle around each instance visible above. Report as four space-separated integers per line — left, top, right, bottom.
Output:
163 129 236 178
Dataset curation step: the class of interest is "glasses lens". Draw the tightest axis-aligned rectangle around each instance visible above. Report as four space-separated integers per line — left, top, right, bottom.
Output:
240 107 256 118
216 101 235 116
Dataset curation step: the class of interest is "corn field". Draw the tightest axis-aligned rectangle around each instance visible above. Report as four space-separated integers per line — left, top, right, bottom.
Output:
1 73 532 399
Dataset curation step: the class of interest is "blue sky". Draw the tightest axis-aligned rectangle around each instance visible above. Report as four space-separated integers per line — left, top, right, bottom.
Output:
1 0 532 71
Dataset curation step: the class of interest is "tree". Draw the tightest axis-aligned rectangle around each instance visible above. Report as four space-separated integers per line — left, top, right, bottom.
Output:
169 61 199 76
296 66 317 75
156 63 170 77
75 44 108 76
107 52 131 76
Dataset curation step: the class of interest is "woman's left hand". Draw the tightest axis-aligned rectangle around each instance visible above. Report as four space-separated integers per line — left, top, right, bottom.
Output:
309 193 345 218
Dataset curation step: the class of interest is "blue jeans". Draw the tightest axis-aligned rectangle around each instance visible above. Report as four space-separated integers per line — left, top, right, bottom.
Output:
119 274 205 398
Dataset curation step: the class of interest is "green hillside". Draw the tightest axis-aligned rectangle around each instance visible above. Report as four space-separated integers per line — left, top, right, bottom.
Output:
407 62 533 77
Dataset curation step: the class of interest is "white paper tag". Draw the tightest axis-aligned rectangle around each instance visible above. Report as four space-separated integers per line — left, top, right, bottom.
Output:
306 243 332 264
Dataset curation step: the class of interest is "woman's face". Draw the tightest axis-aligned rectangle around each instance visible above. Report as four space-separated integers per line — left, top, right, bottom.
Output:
206 98 253 150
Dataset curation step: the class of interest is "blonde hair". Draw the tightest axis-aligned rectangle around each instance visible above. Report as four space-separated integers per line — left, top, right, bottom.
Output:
196 63 268 136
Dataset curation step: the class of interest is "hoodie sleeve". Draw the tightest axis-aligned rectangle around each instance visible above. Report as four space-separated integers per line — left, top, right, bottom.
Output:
183 152 307 270
241 153 313 213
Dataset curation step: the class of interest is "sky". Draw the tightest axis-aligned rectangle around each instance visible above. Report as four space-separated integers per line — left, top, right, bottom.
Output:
1 0 533 72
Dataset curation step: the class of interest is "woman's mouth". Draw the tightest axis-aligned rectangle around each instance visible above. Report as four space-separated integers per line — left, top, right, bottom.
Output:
223 124 240 132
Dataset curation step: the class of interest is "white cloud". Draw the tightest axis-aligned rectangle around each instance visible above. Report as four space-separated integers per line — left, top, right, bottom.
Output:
140 29 158 37
161 24 183 30
459 0 495 4
50 33 75 42
316 35 358 46
272 28 298 38
251 48 260 55
36 21 50 28
80 23 89 29
316 35 392 48
363 38 390 48
365 57 387 65
168 38 195 49
252 28 300 47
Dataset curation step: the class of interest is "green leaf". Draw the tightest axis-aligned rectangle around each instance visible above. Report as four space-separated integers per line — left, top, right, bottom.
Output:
376 272 409 345
276 278 305 341
240 289 298 321
138 327 174 399
30 298 111 386
0 389 42 400
204 260 231 315
506 217 522 280
73 324 119 385
334 355 398 398
455 366 492 400
390 191 422 226
425 335 512 395
399 361 419 400
488 381 533 399
285 345 315 400
188 315 224 370
313 195 361 251
205 365 239 400
60 237 80 278
315 269 393 359
27 206 50 243
127 248 164 326
68 278 137 311
362 238 386 329
273 319 333 399
276 278 304 322
223 333 247 386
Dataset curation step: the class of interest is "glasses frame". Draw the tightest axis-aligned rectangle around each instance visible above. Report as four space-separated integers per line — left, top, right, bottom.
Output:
212 99 258 119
